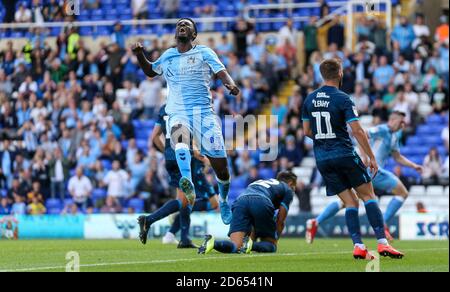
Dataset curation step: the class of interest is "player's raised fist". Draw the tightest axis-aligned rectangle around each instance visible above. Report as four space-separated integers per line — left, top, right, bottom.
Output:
131 42 144 55
225 83 240 96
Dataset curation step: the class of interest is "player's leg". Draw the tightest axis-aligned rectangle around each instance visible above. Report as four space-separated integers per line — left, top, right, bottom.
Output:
373 168 408 241
247 196 277 254
306 199 344 244
138 192 183 245
170 123 196 204
252 237 278 253
383 176 408 225
199 113 232 224
207 156 233 224
353 182 404 259
198 196 251 254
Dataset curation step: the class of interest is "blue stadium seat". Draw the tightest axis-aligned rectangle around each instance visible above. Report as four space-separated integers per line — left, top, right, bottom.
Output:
127 198 144 213
407 136 421 146
64 199 74 207
136 139 148 151
231 175 247 189
46 199 62 210
101 159 112 170
0 189 7 197
92 189 107 205
426 114 445 125
259 168 275 180
423 136 442 146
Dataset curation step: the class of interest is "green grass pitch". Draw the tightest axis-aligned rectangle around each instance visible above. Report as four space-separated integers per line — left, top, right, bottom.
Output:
0 239 448 272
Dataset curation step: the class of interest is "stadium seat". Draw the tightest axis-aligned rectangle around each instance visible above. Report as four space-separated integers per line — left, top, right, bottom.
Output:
426 185 445 196
92 188 107 200
301 157 316 168
409 185 426 197
63 199 74 207
231 175 247 189
127 198 144 213
259 168 275 179
46 199 62 214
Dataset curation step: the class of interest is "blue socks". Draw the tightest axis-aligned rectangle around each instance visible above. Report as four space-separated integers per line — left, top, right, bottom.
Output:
317 201 342 224
169 199 213 235
146 199 181 225
345 207 363 245
214 240 237 253
217 177 231 201
384 196 405 224
252 242 277 253
175 143 192 181
179 205 192 243
364 199 386 242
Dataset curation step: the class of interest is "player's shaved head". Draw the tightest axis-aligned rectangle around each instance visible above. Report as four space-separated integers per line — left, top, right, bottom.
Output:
319 58 343 82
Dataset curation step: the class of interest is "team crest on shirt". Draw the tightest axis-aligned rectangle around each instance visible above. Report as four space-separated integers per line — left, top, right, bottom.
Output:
187 56 197 64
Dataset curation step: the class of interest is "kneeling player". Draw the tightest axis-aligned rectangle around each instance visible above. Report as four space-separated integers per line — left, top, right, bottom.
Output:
198 171 297 254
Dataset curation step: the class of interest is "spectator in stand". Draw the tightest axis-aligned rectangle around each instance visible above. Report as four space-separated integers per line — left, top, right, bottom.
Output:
48 147 70 200
0 197 11 215
277 19 298 49
132 0 148 21
373 55 395 92
103 160 130 204
416 202 428 213
422 147 442 185
435 15 449 43
159 0 179 19
139 77 162 120
27 195 46 215
111 22 126 50
303 16 319 70
442 122 449 152
233 18 254 60
391 16 416 58
195 5 216 32
412 14 430 49
279 135 303 167
1 0 18 23
100 195 122 214
327 15 345 49
68 166 94 213
15 2 32 24
351 83 370 115
83 0 100 10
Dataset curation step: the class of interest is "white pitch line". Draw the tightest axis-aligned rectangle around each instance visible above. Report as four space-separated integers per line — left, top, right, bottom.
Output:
0 247 447 272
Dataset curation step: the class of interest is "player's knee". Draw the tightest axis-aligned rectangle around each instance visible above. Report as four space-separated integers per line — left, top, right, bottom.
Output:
393 183 409 199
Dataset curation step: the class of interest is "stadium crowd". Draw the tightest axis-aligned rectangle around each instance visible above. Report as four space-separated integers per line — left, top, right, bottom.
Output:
0 0 449 216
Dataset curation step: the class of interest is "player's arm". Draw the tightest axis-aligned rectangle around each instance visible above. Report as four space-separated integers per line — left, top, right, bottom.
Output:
391 150 423 173
302 120 313 139
216 70 240 96
151 124 165 153
349 121 378 176
131 42 158 78
275 205 288 239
